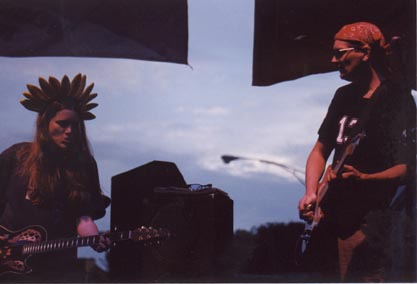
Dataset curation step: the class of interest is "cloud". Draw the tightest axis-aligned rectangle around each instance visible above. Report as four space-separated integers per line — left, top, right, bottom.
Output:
176 105 229 116
0 1 348 239
85 69 339 188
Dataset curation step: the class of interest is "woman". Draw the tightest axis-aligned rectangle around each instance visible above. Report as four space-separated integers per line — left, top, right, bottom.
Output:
0 74 110 281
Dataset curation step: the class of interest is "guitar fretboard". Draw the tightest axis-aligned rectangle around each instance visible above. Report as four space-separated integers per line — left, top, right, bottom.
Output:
21 230 132 255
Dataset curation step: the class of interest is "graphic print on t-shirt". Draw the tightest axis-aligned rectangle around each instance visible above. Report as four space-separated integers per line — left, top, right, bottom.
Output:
336 115 358 144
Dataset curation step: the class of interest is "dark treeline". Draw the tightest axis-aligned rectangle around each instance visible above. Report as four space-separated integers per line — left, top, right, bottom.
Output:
85 216 416 282
240 222 305 274
210 222 313 282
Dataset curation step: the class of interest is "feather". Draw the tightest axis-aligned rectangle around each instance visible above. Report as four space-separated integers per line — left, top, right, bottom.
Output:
83 93 97 104
81 112 96 120
82 103 98 112
80 83 94 101
26 85 48 101
39 77 55 99
22 91 39 101
61 75 70 97
48 76 62 98
22 91 46 109
74 75 87 98
69 73 82 97
20 99 44 112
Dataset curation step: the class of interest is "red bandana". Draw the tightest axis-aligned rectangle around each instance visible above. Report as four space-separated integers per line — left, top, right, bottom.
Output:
334 22 387 50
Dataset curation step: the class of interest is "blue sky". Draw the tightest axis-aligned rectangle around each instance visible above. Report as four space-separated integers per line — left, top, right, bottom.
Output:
1 0 414 270
0 0 337 230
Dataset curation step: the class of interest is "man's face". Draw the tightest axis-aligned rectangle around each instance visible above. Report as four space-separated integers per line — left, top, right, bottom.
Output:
48 109 80 150
331 40 367 82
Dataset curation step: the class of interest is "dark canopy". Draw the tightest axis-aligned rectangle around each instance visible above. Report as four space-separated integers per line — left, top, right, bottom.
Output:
0 0 188 64
253 0 416 89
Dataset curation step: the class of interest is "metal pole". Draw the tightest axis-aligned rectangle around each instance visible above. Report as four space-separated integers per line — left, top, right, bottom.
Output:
221 155 305 186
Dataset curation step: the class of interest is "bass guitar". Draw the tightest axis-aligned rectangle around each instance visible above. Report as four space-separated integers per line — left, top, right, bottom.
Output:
295 131 365 264
0 224 170 276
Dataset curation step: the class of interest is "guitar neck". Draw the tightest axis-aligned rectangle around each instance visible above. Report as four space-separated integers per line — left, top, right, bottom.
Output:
316 132 364 205
316 151 349 204
332 151 349 175
333 132 364 175
21 230 131 255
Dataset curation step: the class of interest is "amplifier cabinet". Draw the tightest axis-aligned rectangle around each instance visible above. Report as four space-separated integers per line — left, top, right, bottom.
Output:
108 161 233 282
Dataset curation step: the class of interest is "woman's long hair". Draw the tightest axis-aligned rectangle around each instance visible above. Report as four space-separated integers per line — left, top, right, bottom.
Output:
17 101 95 206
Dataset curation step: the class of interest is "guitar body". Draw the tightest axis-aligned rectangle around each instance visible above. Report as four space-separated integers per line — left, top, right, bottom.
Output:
295 132 365 265
0 224 170 278
0 225 47 276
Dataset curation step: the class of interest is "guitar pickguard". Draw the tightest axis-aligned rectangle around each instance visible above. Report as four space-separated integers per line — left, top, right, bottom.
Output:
10 228 43 244
0 225 47 275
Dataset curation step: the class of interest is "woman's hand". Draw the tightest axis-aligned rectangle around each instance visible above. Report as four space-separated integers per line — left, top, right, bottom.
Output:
77 216 112 253
92 233 112 253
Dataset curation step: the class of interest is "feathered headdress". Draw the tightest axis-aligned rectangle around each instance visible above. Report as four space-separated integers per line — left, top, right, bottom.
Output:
20 73 98 120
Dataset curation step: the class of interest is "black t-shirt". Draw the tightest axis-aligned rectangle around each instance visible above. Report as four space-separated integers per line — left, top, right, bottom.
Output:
318 81 416 238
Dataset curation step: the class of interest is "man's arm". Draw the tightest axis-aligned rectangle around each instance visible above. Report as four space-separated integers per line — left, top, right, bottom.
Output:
335 164 407 182
298 140 333 219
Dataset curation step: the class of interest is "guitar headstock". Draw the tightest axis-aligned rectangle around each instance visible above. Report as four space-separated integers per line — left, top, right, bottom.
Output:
131 227 171 245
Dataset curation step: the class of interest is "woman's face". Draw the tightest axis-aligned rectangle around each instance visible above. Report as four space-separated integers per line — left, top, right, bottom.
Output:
48 109 80 149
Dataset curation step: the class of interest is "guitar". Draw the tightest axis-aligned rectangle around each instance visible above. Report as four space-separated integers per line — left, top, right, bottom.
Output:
0 224 170 276
295 131 365 264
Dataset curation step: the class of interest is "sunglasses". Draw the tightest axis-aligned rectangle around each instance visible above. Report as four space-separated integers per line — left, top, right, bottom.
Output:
332 47 356 59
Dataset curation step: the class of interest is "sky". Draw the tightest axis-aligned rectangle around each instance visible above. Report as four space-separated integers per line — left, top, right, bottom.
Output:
0 0 414 270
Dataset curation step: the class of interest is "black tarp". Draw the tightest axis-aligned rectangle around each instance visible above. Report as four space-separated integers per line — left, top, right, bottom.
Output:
0 0 188 64
253 0 416 89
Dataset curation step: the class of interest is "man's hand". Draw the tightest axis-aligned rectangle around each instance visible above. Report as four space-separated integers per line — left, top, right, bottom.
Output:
327 164 364 180
339 164 364 180
298 193 317 221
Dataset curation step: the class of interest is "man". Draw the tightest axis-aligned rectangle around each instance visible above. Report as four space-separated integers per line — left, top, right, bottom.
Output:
298 22 416 282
